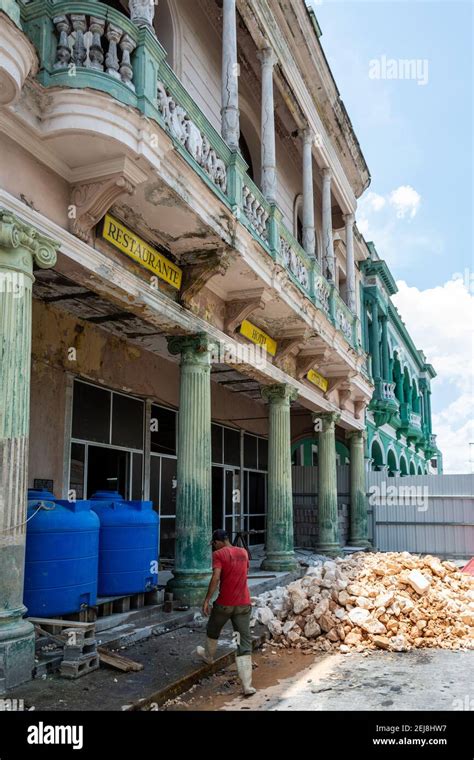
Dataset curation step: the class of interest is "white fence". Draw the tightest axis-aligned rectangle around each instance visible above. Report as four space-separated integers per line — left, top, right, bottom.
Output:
367 472 474 559
292 468 474 559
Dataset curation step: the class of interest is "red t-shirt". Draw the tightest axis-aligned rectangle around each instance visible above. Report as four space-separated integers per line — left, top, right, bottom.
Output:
213 546 251 606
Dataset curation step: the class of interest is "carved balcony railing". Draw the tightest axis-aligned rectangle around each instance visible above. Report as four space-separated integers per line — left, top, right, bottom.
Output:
409 411 422 429
314 274 331 317
20 0 360 350
278 224 314 297
429 433 437 448
333 291 355 344
381 381 397 402
241 176 271 243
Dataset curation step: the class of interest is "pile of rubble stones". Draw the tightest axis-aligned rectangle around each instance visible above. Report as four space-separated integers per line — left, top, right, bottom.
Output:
251 552 474 653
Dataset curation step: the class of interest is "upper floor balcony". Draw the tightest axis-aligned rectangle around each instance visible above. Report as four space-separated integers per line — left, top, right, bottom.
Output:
0 0 370 422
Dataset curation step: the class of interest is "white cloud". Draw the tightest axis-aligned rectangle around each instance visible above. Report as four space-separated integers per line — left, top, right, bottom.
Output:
388 185 421 219
392 277 474 473
365 191 386 212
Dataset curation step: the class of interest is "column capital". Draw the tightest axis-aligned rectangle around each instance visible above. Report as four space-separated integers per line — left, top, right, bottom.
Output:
321 167 332 181
346 429 367 443
314 411 341 431
167 333 215 362
300 126 315 145
262 383 298 405
343 212 355 225
0 209 59 273
257 46 277 67
128 0 156 29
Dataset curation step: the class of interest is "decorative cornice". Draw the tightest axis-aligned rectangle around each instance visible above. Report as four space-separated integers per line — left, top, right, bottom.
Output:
0 208 59 269
262 383 298 404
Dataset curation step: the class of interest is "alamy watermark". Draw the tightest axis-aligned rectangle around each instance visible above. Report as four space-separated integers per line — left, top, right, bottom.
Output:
369 482 429 512
210 341 268 370
369 56 429 86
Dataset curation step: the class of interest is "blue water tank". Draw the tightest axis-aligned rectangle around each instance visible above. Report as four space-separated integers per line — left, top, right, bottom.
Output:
24 489 100 617
90 491 159 596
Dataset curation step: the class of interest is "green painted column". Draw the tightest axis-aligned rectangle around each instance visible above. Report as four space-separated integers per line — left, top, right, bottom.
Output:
347 430 371 547
166 334 213 605
380 315 390 381
315 412 341 556
0 209 58 692
261 384 298 572
370 299 381 381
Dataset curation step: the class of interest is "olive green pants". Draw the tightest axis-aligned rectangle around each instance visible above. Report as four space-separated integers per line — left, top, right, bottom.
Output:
206 604 252 657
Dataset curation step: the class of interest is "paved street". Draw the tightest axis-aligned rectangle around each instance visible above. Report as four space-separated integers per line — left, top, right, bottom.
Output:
164 648 474 712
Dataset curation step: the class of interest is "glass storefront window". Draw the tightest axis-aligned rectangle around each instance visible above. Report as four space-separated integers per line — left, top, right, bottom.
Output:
224 427 240 466
112 394 144 449
72 382 110 443
151 405 177 455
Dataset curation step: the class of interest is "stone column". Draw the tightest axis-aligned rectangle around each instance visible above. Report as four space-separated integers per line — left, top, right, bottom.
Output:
166 334 213 604
347 431 371 547
321 168 335 281
315 412 341 556
0 209 58 691
343 212 356 311
301 128 315 257
370 299 381 381
380 315 390 382
426 388 433 434
257 47 277 204
128 0 155 29
261 384 298 572
221 0 240 150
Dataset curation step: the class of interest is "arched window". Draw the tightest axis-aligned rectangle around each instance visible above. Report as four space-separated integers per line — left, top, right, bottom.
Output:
153 0 180 73
409 460 416 475
239 131 254 182
387 449 397 476
370 440 384 470
399 455 408 476
293 195 303 247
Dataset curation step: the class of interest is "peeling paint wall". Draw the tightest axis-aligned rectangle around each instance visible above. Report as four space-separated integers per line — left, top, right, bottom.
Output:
29 299 269 493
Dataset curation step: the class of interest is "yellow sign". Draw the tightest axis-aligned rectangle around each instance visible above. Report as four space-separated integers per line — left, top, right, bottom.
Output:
306 369 329 392
240 320 277 356
102 214 182 290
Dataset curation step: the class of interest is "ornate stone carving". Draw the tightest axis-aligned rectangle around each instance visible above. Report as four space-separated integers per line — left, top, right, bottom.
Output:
70 174 137 243
336 305 353 342
315 276 330 315
280 237 309 290
157 81 228 194
0 209 59 270
224 292 265 333
261 383 298 405
180 250 232 309
242 185 269 239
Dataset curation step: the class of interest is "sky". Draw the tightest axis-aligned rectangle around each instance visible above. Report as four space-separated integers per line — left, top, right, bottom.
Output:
310 0 473 473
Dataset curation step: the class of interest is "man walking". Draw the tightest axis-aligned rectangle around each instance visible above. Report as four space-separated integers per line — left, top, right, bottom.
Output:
197 529 256 696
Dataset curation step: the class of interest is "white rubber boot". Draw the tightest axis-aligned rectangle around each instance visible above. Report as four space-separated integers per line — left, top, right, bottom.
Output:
196 637 218 664
236 654 257 696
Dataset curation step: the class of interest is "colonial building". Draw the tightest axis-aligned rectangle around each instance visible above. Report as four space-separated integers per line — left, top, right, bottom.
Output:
361 243 442 477
0 0 439 690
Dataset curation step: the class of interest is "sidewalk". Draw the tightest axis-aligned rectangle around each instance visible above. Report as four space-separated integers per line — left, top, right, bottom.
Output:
9 558 303 711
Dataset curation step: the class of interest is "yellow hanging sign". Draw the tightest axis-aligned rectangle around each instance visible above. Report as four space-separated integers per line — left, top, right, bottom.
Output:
102 214 182 290
240 320 277 356
306 369 329 392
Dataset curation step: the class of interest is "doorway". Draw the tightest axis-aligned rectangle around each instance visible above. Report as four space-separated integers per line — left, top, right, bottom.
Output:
212 466 239 538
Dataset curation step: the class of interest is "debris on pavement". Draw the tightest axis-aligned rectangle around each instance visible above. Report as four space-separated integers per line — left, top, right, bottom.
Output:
251 552 474 653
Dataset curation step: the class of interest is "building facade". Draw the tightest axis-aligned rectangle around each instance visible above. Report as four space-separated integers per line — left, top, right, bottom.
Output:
0 0 438 689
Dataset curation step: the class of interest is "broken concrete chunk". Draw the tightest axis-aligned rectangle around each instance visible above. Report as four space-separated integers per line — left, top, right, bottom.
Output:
406 569 431 595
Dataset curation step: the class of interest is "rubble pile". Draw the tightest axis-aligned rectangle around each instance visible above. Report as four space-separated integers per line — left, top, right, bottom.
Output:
252 552 474 653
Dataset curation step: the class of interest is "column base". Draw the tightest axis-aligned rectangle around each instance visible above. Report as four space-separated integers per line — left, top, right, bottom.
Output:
347 539 372 549
0 609 35 694
166 571 212 606
314 544 342 558
261 553 299 573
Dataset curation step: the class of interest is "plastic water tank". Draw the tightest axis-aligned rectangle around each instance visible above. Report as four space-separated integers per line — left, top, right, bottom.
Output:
24 489 100 617
90 491 159 596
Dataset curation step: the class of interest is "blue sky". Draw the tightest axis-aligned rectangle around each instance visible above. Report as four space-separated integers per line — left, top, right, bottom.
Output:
309 0 473 471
